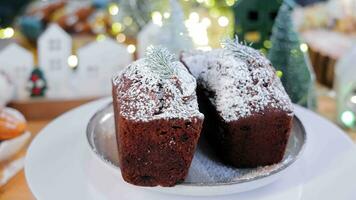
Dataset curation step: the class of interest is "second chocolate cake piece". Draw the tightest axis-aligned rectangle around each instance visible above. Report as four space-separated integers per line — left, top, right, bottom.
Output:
112 46 204 187
181 39 294 168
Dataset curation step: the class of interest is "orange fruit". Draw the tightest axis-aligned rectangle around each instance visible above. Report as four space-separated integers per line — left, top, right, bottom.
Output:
0 108 27 140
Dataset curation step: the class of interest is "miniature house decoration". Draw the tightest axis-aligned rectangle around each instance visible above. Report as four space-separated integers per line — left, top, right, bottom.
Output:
38 23 72 99
76 38 132 97
0 43 33 100
0 23 134 101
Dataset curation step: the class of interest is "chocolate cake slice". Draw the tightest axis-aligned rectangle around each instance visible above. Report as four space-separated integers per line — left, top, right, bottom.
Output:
112 46 204 187
181 39 294 168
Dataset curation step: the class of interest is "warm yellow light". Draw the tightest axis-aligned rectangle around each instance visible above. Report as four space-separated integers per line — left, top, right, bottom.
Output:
96 34 106 41
300 43 308 52
108 3 119 16
264 40 272 49
185 14 209 47
351 96 356 104
276 70 283 78
226 0 236 6
202 17 211 27
209 8 220 18
204 0 215 7
116 33 126 43
127 44 136 54
163 12 171 19
152 11 163 26
0 27 14 39
189 12 200 23
67 55 78 68
111 22 122 34
123 17 133 26
218 16 229 27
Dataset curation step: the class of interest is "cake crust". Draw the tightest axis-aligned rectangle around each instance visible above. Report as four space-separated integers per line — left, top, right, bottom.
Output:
181 39 294 168
112 46 203 186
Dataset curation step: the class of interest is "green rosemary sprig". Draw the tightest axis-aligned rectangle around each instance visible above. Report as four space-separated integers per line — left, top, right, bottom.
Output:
221 36 257 61
145 45 177 78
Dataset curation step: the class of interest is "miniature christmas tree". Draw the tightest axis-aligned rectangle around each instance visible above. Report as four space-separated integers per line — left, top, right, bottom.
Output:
137 0 193 58
28 68 47 97
161 0 193 54
115 0 160 37
268 0 316 109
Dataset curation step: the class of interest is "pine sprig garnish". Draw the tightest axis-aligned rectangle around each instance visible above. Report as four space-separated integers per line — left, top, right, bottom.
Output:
145 45 177 78
221 36 257 61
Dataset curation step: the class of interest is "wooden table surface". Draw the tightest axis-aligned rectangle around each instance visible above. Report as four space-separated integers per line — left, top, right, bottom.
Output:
0 95 355 200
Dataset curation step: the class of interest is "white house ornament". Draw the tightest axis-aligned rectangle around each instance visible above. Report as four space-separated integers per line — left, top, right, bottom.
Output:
38 23 72 99
75 38 133 97
0 43 33 100
0 70 15 108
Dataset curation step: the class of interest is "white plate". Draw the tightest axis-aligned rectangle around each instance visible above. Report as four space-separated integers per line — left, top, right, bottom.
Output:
25 98 356 200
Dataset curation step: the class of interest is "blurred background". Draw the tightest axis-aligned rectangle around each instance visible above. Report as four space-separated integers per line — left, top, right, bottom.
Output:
1 0 356 198
1 0 356 132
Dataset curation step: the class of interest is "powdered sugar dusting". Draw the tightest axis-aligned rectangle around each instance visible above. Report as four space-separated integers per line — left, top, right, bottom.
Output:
113 49 203 122
181 44 293 122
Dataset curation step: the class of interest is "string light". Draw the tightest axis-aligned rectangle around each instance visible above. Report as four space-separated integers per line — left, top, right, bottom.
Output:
111 22 122 34
209 8 220 18
276 70 283 78
67 55 78 68
218 16 229 27
226 0 236 6
204 0 215 7
108 3 119 16
152 11 163 26
123 17 133 26
185 12 209 48
96 34 106 41
263 40 272 49
202 17 211 27
163 12 171 19
116 33 126 43
189 12 200 23
351 96 356 104
0 27 14 39
127 44 136 54
341 111 355 128
300 43 308 52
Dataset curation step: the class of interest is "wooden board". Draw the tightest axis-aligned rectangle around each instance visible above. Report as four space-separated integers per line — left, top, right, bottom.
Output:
8 98 98 120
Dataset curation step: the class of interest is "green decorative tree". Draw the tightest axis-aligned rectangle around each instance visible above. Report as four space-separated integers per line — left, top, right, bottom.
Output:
233 0 282 50
268 0 316 109
28 68 47 97
0 0 31 28
115 0 162 37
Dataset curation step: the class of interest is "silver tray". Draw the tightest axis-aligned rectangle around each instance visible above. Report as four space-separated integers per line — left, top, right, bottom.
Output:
86 103 306 187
